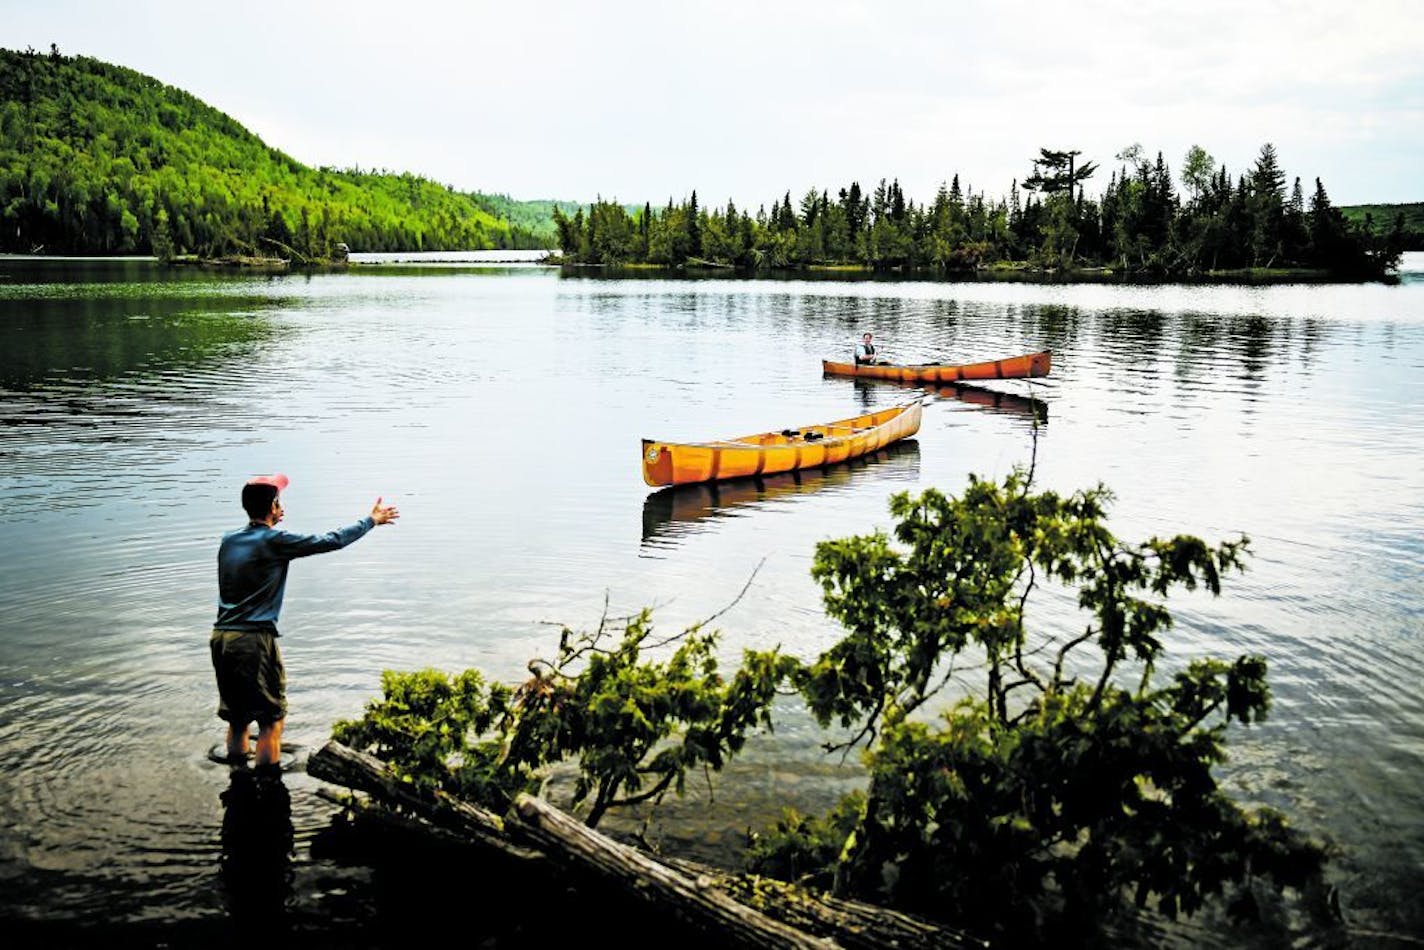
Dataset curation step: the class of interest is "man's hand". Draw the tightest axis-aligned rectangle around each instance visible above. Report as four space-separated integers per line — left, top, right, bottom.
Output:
370 497 400 525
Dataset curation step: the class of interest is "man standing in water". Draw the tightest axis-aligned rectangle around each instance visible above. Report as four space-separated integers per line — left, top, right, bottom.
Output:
212 474 399 768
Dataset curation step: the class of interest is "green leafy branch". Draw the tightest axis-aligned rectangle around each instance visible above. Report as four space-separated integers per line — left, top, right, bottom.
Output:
334 571 798 829
751 468 1330 942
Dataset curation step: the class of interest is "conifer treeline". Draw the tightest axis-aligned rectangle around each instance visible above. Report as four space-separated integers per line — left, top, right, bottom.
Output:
0 47 555 259
554 145 1404 277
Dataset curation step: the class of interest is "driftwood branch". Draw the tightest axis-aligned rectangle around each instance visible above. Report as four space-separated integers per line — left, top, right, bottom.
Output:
258 235 309 264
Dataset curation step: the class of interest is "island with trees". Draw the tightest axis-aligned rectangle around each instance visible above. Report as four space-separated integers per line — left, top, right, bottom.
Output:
551 145 1404 280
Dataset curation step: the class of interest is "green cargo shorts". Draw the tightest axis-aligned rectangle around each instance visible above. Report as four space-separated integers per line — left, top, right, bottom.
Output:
210 629 287 726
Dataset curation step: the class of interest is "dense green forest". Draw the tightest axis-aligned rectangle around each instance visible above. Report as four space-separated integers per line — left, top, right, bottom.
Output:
1341 201 1424 251
471 192 583 241
554 145 1405 278
3 45 1410 273
0 46 564 259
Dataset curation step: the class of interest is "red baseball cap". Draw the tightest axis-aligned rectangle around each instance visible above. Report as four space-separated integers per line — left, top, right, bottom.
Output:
246 473 290 491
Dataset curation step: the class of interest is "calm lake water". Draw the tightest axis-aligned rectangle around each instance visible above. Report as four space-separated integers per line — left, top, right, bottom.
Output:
1 252 1421 944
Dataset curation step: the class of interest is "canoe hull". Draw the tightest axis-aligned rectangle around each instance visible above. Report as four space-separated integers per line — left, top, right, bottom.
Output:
822 349 1051 383
642 401 923 487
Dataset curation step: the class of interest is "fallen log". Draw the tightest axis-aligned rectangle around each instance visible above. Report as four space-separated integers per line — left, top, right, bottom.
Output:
512 792 834 949
314 786 536 860
658 854 985 950
307 740 981 948
306 740 540 864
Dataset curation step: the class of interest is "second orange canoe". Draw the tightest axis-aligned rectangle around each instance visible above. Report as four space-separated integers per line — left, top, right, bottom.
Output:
823 349 1051 383
642 401 922 487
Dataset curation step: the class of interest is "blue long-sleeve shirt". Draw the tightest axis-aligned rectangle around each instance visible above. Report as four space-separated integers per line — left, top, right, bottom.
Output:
214 518 375 634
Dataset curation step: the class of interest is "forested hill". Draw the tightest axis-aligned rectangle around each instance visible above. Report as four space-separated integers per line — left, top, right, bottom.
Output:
1341 202 1424 251
0 46 567 258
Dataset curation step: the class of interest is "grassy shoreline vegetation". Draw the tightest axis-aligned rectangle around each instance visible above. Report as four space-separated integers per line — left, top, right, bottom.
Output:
0 46 571 263
551 146 1405 279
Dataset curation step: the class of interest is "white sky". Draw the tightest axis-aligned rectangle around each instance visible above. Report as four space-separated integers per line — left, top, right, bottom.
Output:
5 0 1421 207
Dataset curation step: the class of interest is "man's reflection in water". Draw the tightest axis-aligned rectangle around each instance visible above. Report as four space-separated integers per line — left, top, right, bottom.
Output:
219 768 293 930
854 377 876 409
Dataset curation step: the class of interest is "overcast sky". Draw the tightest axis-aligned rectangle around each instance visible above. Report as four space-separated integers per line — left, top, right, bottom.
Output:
5 0 1421 208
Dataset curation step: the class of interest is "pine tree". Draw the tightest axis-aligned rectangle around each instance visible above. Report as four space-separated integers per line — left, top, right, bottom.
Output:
842 182 866 238
1023 148 1098 197
777 191 796 231
800 189 821 227
890 179 906 222
1308 177 1343 264
688 189 701 256
1248 143 1287 266
1284 178 1308 262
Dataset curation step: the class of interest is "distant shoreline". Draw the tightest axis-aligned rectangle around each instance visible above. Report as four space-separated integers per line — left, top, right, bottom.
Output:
3 251 1412 285
546 256 1391 285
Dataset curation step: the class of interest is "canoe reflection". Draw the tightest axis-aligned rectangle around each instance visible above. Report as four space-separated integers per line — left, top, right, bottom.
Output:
850 376 1048 423
641 439 921 545
927 380 1047 422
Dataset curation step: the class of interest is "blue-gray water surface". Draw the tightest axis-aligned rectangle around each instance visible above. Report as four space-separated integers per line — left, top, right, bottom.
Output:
1 252 1421 945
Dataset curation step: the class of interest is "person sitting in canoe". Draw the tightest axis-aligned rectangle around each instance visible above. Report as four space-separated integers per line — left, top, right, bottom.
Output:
855 332 885 365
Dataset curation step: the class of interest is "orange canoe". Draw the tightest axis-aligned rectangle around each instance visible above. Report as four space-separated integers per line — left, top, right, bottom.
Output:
822 349 1051 383
642 401 923 487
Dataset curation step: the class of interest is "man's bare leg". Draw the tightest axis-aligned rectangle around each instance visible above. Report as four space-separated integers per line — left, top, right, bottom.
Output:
255 718 285 767
226 720 253 760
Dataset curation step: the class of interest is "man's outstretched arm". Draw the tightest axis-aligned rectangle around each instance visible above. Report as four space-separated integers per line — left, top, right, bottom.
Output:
271 497 400 558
